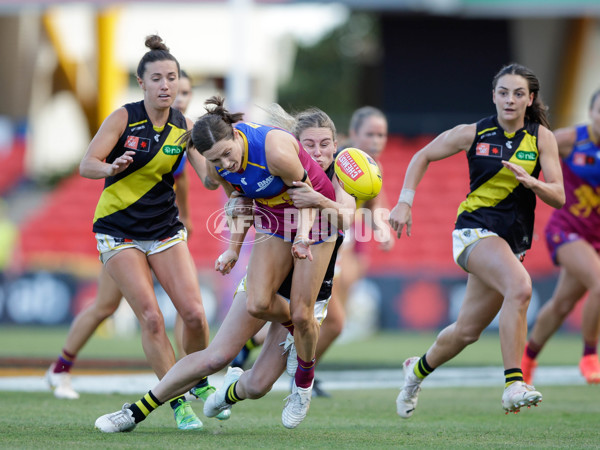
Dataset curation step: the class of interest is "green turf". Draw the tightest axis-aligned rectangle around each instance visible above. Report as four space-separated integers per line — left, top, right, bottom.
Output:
1 386 599 448
0 326 585 368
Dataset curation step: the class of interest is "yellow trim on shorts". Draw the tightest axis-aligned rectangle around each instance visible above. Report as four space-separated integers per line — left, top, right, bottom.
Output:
149 235 185 253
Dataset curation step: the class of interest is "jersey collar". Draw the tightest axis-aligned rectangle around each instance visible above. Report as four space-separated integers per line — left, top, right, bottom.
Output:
587 124 600 147
235 129 249 172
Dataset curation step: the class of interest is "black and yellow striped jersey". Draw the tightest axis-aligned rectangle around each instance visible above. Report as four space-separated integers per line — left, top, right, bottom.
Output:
455 115 541 253
92 101 188 240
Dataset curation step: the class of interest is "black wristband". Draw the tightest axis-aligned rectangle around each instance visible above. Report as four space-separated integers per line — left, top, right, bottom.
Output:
290 170 308 188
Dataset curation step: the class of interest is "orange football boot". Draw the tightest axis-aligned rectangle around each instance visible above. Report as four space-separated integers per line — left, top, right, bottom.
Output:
579 355 600 384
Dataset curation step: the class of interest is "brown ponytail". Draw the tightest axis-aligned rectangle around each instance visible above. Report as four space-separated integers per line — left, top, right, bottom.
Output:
188 96 244 154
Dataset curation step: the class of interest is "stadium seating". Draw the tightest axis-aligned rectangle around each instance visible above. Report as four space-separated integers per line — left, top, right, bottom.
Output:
0 140 25 195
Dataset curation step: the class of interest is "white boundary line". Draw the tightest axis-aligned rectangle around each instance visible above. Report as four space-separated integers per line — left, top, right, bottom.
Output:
0 366 585 395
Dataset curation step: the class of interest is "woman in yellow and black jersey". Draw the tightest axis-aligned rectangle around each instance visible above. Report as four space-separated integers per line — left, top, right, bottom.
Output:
456 116 541 254
389 63 565 417
92 100 188 239
80 35 219 431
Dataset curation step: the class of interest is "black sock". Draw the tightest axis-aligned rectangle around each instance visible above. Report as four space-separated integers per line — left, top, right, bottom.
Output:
128 390 162 423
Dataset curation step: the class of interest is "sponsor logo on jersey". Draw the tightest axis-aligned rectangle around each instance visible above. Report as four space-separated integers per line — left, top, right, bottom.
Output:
162 145 183 155
475 143 502 157
256 175 275 192
124 135 151 152
515 151 536 161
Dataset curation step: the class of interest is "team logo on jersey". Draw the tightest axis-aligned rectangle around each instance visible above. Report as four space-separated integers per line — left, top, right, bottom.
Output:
124 136 150 152
516 151 536 161
475 143 502 157
163 145 183 155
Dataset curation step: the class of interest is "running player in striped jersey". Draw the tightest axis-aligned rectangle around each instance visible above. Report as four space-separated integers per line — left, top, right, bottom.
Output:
523 89 600 385
45 71 218 402
389 63 564 416
80 35 218 431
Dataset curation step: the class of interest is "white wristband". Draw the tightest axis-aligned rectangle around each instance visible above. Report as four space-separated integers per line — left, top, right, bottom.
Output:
397 188 415 207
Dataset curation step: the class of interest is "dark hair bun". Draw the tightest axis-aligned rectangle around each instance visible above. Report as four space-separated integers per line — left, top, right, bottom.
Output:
145 34 169 52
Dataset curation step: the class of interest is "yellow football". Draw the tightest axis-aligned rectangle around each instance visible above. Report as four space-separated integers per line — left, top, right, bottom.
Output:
334 147 382 201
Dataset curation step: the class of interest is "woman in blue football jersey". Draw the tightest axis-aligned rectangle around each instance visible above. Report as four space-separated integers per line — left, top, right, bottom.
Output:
186 97 338 412
94 107 356 432
389 63 564 416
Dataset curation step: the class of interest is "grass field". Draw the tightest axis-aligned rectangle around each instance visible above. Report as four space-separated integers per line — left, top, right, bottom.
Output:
1 386 599 448
1 327 596 448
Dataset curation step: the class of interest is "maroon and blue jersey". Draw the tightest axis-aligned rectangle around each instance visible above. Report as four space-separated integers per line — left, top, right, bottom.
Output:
545 124 600 263
215 121 335 242
216 122 288 201
216 121 334 208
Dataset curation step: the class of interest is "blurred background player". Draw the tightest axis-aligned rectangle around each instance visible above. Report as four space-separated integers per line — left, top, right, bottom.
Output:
522 89 600 385
390 63 564 417
45 70 216 400
319 106 393 384
171 70 219 357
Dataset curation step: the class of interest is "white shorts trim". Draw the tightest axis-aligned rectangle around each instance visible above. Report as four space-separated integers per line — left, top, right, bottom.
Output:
452 228 498 272
96 229 187 264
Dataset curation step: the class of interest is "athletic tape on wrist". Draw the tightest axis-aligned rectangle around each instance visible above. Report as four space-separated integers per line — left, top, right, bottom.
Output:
398 188 415 207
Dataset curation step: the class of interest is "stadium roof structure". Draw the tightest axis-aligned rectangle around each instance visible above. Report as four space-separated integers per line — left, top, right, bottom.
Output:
311 0 600 17
2 0 600 17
